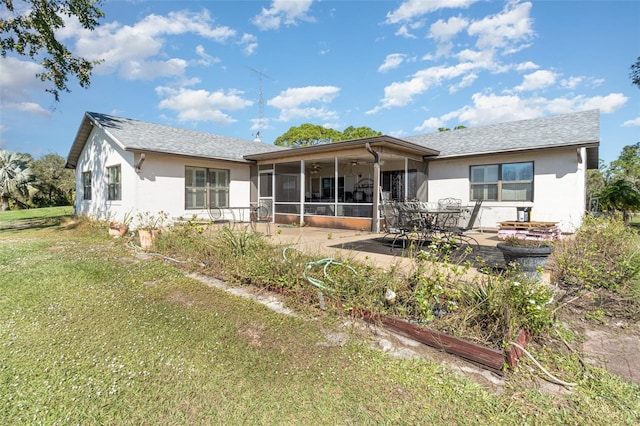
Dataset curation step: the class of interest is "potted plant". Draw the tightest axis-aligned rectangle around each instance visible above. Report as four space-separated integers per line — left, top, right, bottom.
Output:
108 211 133 238
136 211 168 249
496 237 555 281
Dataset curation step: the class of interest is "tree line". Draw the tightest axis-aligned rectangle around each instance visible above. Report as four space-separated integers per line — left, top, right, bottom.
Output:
0 151 74 211
587 142 640 222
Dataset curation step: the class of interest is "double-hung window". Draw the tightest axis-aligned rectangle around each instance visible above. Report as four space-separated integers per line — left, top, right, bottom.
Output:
107 165 121 201
82 171 92 201
470 162 533 201
185 167 229 209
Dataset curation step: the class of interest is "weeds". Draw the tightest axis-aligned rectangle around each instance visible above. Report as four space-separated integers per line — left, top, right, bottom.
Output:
551 215 640 292
2 212 640 424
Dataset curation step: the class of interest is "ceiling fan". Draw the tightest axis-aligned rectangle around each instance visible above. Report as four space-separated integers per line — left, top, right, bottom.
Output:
309 162 321 174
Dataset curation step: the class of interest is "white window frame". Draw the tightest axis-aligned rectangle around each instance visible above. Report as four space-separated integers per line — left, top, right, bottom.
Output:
185 167 229 209
470 162 533 201
82 171 92 201
106 165 121 201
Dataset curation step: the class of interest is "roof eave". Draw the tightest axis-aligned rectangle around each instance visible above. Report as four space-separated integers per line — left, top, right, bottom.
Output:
244 135 439 161
425 140 600 161
65 112 95 169
124 147 254 164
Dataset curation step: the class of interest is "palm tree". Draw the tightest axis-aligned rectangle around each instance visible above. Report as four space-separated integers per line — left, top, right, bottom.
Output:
0 150 34 211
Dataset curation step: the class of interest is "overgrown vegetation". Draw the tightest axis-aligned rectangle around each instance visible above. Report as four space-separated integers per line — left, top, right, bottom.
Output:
1 213 640 424
551 215 640 318
154 220 558 349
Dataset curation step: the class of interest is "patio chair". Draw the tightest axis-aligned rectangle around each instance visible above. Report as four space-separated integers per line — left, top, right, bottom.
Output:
438 199 483 248
250 202 271 235
438 197 462 211
381 203 411 251
436 197 463 229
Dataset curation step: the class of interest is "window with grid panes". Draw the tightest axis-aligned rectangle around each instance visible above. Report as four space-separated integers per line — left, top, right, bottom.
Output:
82 171 92 200
107 165 121 201
185 167 229 209
470 162 533 201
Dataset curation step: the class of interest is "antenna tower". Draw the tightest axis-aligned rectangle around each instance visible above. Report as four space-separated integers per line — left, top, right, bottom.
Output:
249 67 270 141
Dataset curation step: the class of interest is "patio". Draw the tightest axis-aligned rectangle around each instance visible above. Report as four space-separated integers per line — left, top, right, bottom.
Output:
253 223 509 274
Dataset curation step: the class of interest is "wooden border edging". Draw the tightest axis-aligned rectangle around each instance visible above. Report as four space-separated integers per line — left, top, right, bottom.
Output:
360 311 530 374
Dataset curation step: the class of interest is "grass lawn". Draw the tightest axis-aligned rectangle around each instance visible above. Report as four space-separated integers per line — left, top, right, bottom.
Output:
1 214 639 424
0 206 74 222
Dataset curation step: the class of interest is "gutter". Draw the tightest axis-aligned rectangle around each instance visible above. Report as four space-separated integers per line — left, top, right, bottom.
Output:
365 143 381 233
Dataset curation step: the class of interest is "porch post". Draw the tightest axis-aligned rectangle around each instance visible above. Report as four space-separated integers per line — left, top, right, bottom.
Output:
372 161 380 233
300 160 305 226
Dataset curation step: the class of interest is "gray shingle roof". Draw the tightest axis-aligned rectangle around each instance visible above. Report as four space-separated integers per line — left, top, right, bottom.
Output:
404 109 599 158
66 112 285 168
67 110 599 170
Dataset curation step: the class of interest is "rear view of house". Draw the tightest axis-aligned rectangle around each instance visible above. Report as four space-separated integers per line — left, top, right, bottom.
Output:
66 109 599 233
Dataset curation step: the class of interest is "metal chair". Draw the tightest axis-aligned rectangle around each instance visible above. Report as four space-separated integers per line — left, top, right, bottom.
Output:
250 201 271 235
381 203 410 251
437 199 483 250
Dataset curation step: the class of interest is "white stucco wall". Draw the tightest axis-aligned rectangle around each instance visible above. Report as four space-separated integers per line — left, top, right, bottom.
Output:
427 148 587 233
74 126 253 228
74 126 137 223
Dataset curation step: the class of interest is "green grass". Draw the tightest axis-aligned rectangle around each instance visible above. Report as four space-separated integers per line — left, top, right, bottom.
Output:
0 206 73 222
1 211 639 424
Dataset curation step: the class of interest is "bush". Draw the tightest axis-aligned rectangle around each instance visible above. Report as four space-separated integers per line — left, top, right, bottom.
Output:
550 215 640 291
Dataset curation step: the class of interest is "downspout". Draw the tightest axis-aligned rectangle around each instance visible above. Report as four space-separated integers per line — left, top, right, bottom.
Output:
365 143 381 233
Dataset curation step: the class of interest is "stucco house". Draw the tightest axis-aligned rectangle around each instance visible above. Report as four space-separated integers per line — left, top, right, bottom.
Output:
66 109 599 233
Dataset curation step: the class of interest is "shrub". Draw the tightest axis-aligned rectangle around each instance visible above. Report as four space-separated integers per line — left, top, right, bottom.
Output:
550 215 640 291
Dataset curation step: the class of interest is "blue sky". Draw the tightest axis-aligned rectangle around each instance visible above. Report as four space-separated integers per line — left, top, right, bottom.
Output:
1 0 638 164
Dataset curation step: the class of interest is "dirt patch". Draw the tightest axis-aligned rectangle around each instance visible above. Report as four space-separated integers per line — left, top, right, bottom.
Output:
165 290 196 307
239 322 266 347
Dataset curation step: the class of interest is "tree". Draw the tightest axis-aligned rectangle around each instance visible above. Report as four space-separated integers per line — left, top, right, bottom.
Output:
340 126 382 140
0 150 34 211
631 56 640 89
598 178 640 222
273 124 350 148
596 142 640 221
31 153 74 207
0 0 104 101
608 142 640 186
438 125 466 132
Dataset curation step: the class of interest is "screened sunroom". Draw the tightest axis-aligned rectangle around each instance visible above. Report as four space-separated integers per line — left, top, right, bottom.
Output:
244 136 439 231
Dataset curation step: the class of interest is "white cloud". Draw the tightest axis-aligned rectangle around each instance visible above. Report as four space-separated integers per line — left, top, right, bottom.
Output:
0 57 52 116
414 117 446 132
0 57 46 101
515 61 539 71
429 16 469 42
395 25 417 39
467 2 534 53
386 0 479 24
432 91 628 128
267 86 340 122
239 33 259 55
252 0 315 31
449 73 478 93
580 93 628 113
194 45 221 66
561 76 583 90
11 102 51 117
514 70 557 92
368 62 480 113
379 54 406 73
156 86 253 125
120 58 189 80
72 10 240 80
622 117 640 127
